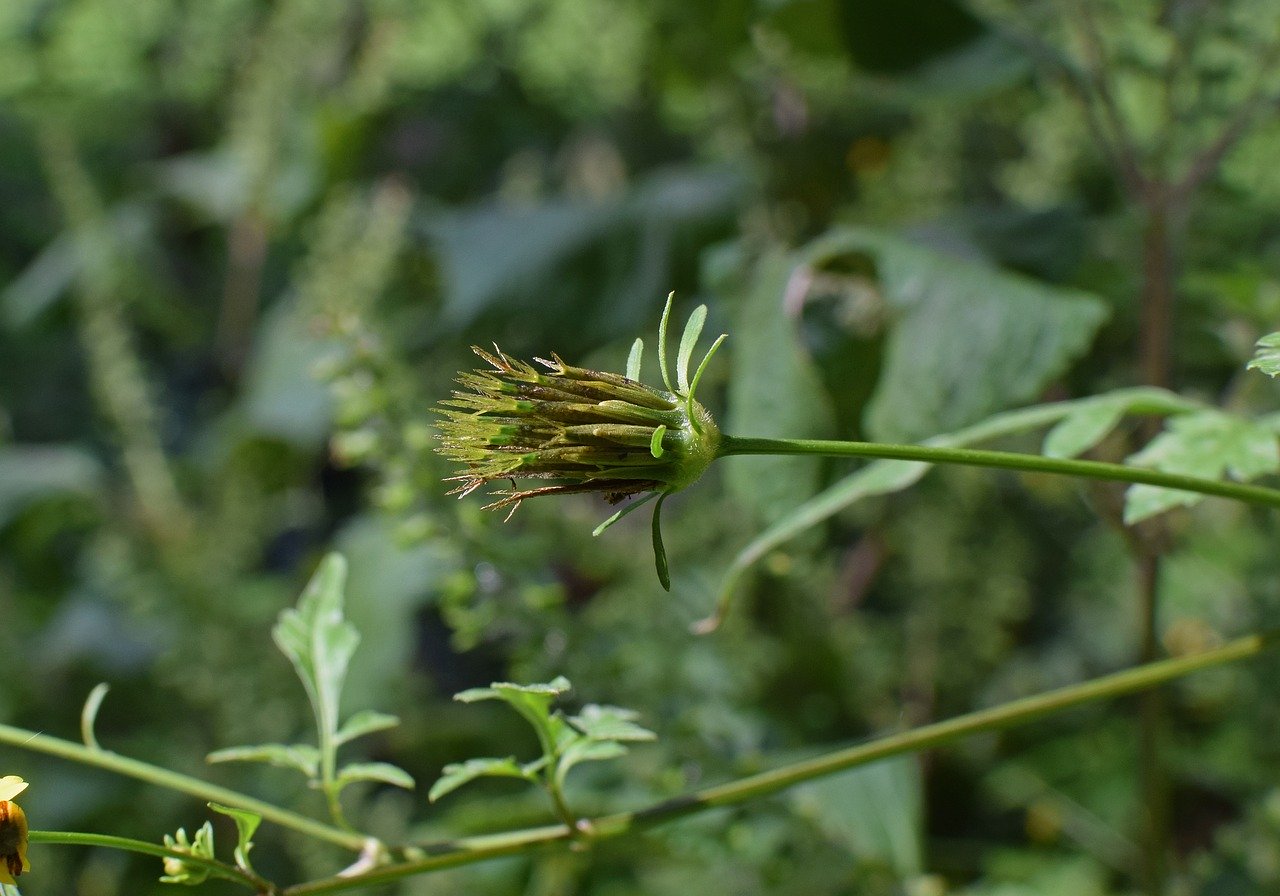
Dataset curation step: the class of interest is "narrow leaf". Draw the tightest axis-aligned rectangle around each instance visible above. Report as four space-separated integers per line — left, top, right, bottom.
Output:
334 710 400 746
626 338 644 381
335 761 416 790
657 291 675 391
676 304 708 392
592 491 658 536
206 743 321 778
428 757 528 802
652 491 671 591
650 424 667 458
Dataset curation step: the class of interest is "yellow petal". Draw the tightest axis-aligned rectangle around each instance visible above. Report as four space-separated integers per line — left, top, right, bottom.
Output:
0 778 25 802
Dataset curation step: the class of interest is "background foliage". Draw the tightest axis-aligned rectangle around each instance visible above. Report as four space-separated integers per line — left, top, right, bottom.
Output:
2 0 1280 893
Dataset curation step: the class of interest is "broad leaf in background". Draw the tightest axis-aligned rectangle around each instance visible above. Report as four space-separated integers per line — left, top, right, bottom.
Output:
791 757 923 878
1124 410 1280 523
796 227 1109 442
724 250 835 525
1041 388 1203 460
712 389 1197 623
1248 331 1280 378
0 445 103 527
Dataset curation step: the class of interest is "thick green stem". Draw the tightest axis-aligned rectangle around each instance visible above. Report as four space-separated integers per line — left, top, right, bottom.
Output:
717 436 1280 510
29 830 274 893
0 724 365 852
283 630 1279 895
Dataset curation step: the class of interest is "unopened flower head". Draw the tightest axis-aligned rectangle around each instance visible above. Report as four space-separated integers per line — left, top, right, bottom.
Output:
0 776 30 885
436 296 726 589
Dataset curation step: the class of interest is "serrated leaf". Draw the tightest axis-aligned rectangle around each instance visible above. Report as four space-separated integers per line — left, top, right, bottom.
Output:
1043 388 1200 459
273 554 359 749
208 803 261 871
206 743 321 778
1248 331 1280 378
428 757 529 802
569 705 657 743
555 740 630 790
454 676 572 703
335 761 415 790
1124 410 1280 523
334 710 400 746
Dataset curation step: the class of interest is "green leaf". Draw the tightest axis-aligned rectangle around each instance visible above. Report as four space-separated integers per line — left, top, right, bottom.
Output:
428 757 530 802
334 710 400 747
724 250 833 525
208 803 261 872
676 304 707 393
711 390 1197 629
1043 387 1199 459
1247 331 1280 378
206 743 321 779
1124 410 1280 523
555 739 629 789
798 227 1108 442
626 337 644 381
0 444 104 527
568 704 657 743
652 490 671 591
791 757 923 878
273 553 359 750
335 761 416 790
454 677 572 704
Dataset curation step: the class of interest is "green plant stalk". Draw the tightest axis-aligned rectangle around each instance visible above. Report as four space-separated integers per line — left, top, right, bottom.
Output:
282 629 1279 895
28 830 274 893
0 723 366 852
717 436 1280 509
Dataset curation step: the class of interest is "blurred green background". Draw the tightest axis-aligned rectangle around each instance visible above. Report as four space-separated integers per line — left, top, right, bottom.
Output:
3 0 1280 893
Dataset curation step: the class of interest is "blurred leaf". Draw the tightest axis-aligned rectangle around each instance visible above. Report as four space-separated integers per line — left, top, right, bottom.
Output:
335 761 415 790
208 802 261 871
429 757 529 803
1042 388 1200 459
792 757 923 877
568 704 656 743
80 682 109 751
206 743 320 778
239 298 335 448
555 739 629 786
0 444 104 526
333 710 400 747
1124 410 1280 523
272 554 358 748
724 250 835 524
799 227 1108 441
1247 331 1280 378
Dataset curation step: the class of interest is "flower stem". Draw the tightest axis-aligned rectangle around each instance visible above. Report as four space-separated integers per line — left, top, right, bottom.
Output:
0 724 366 852
717 435 1280 510
28 830 275 893
282 629 1280 895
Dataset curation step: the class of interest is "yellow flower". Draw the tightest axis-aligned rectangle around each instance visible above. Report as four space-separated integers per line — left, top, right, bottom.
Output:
0 776 30 885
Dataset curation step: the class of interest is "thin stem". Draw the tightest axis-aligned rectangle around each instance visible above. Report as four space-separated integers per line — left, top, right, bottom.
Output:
716 436 1280 511
282 630 1279 895
0 724 366 852
29 830 274 893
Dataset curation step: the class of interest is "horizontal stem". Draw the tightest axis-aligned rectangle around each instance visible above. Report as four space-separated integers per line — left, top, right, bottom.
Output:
0 724 365 852
29 830 272 893
284 629 1278 894
718 435 1280 510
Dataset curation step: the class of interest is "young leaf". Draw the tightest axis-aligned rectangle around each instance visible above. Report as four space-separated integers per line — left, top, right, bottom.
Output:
208 803 261 872
334 710 400 747
335 761 415 790
428 756 529 802
1042 398 1128 459
626 337 644 381
1125 410 1280 523
555 739 629 789
206 743 321 779
1247 331 1280 378
272 554 359 748
568 704 657 743
676 304 708 393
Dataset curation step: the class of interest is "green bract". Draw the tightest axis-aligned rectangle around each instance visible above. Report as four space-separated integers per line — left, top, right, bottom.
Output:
437 294 726 589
